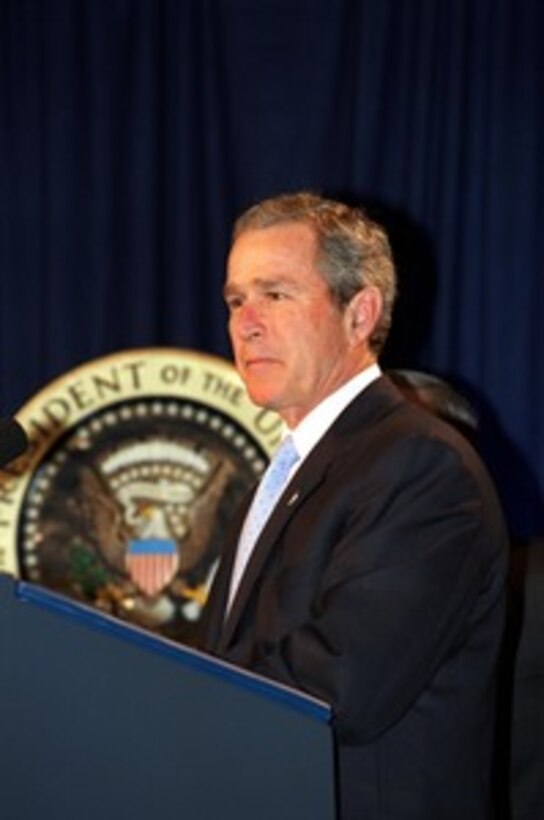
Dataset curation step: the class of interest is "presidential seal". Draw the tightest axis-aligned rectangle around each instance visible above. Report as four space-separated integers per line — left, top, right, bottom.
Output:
0 349 282 645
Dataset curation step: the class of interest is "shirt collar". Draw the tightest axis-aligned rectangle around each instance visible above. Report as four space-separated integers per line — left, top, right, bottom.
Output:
289 363 381 462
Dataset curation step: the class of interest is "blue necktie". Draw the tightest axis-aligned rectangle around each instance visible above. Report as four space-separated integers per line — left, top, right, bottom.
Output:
226 435 299 612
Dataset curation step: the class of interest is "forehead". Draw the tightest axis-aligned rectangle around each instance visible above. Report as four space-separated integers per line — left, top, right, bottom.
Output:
226 222 319 281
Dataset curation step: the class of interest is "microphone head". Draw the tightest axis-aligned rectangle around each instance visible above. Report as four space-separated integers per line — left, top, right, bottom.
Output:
0 418 29 469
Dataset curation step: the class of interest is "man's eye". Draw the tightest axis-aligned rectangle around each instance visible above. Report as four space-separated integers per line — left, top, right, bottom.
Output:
266 290 286 301
225 297 242 311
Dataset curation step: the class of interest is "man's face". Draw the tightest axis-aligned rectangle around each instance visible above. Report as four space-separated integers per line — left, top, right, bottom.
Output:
224 222 375 428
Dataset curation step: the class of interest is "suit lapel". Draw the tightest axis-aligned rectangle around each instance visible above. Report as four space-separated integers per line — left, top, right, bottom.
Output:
219 456 329 650
201 499 249 652
216 376 404 651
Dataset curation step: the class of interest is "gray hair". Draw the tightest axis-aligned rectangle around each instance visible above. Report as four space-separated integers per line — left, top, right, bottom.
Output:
233 192 397 353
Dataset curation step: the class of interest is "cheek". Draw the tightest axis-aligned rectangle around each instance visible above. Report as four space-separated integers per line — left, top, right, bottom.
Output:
288 330 328 379
304 309 345 353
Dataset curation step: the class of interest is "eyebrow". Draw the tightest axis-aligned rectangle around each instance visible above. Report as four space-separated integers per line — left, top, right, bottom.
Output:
223 276 299 299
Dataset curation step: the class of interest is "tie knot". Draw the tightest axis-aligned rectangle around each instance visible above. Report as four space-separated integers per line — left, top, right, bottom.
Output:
256 435 299 505
272 434 298 471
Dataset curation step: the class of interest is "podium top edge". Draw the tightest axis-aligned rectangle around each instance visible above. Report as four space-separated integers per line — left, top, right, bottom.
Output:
5 574 331 724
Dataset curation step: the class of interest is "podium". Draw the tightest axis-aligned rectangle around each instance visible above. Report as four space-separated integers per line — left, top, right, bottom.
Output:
0 574 336 819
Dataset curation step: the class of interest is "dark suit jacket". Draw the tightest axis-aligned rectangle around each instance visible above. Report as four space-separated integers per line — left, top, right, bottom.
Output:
201 377 508 820
507 538 544 820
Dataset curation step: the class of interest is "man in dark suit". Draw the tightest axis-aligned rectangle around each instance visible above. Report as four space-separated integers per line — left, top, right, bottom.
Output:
201 192 508 820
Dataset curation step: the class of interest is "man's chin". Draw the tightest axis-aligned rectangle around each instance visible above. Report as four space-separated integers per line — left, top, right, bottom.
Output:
244 382 280 411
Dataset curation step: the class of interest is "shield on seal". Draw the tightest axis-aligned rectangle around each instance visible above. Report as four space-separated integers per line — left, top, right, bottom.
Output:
125 539 180 597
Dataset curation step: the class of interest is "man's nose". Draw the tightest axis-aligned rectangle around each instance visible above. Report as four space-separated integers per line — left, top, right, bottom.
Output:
233 302 264 340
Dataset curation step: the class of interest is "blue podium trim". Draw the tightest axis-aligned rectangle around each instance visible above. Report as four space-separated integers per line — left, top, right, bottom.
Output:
15 579 331 724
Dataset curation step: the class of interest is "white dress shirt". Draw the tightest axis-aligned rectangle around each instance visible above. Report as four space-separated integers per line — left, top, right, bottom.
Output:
287 362 382 478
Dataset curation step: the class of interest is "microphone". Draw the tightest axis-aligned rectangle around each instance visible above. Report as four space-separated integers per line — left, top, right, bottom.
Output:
0 418 29 469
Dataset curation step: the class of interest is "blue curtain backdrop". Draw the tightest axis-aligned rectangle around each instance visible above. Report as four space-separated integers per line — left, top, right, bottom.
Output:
0 0 542 538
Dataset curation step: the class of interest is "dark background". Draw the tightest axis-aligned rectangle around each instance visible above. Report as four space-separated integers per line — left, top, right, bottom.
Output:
1 0 542 539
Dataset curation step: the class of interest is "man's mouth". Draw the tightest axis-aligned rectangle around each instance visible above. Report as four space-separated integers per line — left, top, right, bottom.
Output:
244 357 280 370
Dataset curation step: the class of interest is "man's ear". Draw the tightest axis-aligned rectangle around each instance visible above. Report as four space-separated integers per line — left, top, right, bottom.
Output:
344 286 383 345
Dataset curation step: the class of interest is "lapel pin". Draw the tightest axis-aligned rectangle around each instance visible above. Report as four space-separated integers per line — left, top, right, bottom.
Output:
287 491 300 507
